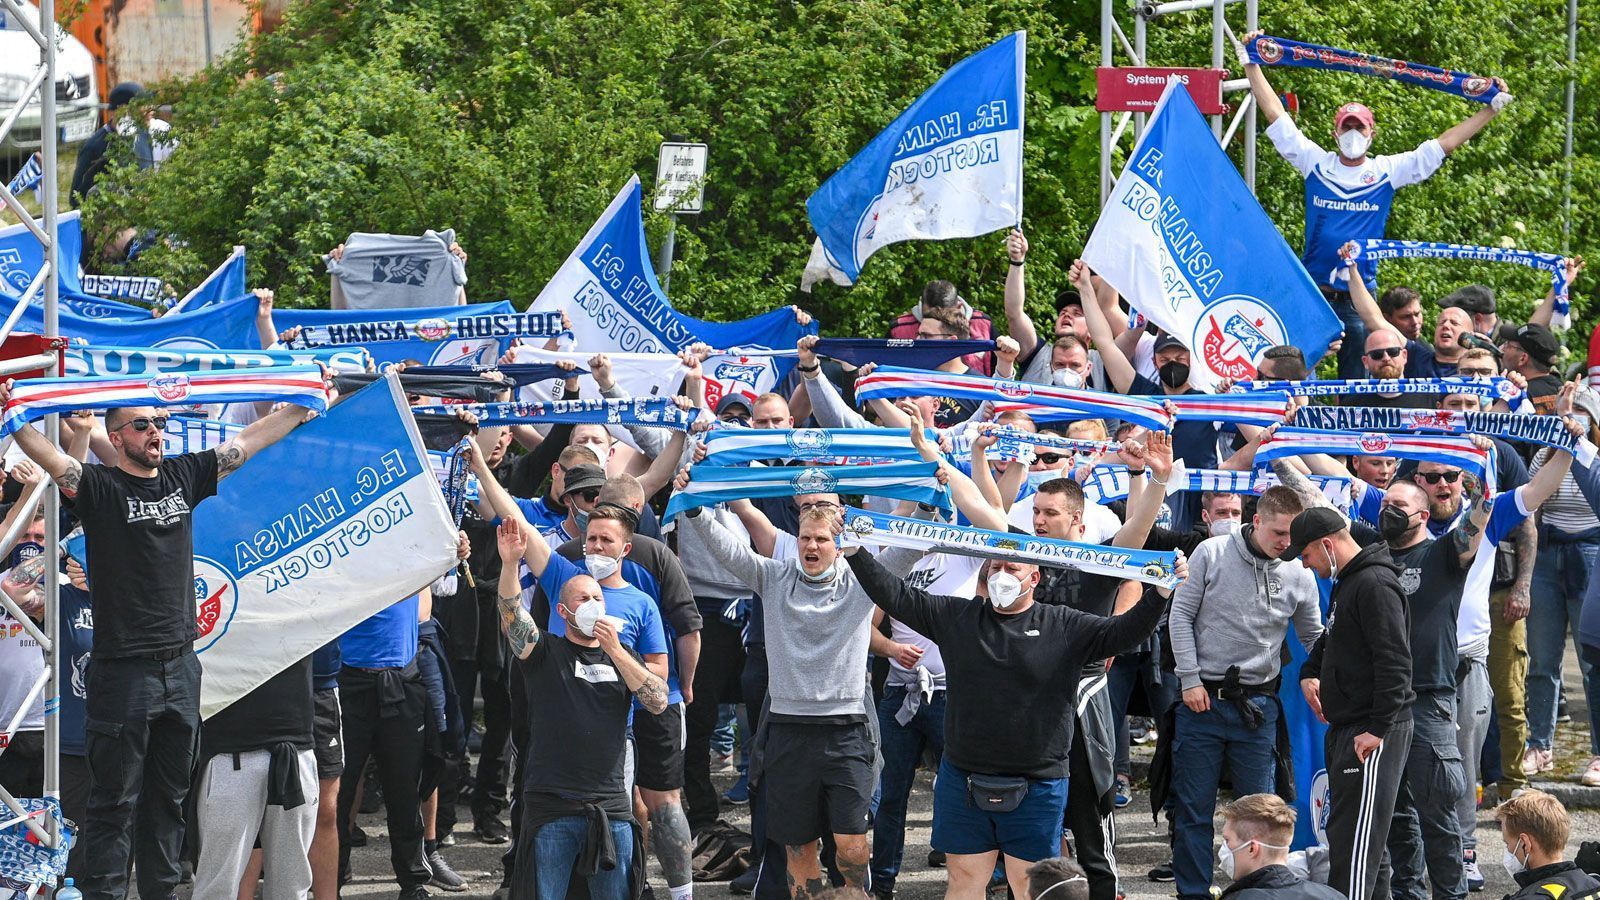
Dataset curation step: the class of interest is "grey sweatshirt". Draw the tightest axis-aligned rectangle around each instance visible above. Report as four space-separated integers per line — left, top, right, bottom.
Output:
683 510 876 717
1168 527 1324 691
326 229 467 309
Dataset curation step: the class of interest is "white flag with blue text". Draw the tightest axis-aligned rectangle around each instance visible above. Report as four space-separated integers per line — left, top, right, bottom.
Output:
1082 80 1339 390
802 31 1026 290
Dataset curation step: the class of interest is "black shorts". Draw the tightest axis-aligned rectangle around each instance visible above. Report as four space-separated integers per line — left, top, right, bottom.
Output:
312 687 344 781
761 720 873 845
632 702 685 791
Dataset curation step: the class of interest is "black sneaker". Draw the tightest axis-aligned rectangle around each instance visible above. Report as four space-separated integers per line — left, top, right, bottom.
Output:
729 866 759 895
474 817 510 845
399 887 433 900
349 823 368 848
426 848 468 892
927 850 947 868
1149 861 1175 882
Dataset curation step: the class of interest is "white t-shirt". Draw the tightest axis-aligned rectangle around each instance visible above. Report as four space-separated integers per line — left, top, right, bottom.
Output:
0 602 45 733
1008 492 1122 544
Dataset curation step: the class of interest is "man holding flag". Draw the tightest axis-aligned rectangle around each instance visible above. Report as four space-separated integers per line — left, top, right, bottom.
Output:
1239 31 1511 378
0 379 321 900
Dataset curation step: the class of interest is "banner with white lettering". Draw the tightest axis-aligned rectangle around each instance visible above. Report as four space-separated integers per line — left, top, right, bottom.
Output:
1082 80 1340 389
526 177 812 408
275 300 520 367
66 345 370 377
194 375 459 718
802 31 1025 289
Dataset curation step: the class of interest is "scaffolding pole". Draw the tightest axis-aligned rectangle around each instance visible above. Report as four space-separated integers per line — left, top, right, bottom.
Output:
42 0 64 856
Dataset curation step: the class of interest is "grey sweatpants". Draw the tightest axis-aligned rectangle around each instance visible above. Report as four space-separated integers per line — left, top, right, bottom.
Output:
1387 693 1468 900
192 748 318 900
1453 658 1492 854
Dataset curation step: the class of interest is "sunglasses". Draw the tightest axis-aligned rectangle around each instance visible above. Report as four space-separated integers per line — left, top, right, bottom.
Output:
1417 471 1462 485
1457 367 1495 377
1366 347 1403 360
570 488 601 504
119 416 169 433
798 500 838 512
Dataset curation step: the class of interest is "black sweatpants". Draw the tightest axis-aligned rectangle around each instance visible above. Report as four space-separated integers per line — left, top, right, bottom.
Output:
336 664 431 888
444 655 513 831
1326 718 1413 900
683 612 747 832
1067 725 1118 900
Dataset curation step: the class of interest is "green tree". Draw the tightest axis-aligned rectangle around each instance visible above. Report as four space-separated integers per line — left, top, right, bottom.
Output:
85 0 1594 358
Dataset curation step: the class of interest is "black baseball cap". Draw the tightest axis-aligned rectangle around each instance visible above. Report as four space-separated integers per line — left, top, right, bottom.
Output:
1279 507 1349 562
1508 323 1561 366
715 393 752 417
1152 333 1188 354
1055 289 1084 312
1440 284 1496 315
560 464 607 498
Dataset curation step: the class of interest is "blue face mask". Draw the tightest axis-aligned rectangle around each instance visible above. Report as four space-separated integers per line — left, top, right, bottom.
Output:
573 509 591 535
7 541 42 573
1025 468 1060 489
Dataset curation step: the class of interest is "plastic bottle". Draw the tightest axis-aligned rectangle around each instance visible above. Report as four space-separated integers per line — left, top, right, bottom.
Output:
56 877 82 900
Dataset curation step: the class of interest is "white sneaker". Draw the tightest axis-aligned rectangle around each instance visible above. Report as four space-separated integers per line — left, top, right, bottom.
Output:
1521 747 1553 776
1581 756 1600 787
1463 852 1485 892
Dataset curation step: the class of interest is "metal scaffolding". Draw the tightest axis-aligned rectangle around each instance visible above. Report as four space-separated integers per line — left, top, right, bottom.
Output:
1099 0 1259 204
0 0 65 867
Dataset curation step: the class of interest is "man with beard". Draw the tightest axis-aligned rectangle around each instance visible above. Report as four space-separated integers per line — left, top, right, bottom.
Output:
0 387 316 900
1350 329 1433 409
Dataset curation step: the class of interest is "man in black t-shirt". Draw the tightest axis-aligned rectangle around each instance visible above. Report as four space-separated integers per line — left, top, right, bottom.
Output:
493 519 669 898
1 385 315 900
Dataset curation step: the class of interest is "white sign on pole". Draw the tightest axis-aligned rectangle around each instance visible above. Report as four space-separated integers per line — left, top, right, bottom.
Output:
654 142 708 215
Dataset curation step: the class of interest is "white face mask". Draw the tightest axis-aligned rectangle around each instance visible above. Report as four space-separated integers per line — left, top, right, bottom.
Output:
585 553 620 581
1218 838 1290 879
1208 518 1241 537
1323 540 1340 582
987 571 1024 609
1502 837 1528 877
1051 368 1085 389
572 599 605 637
1337 129 1371 159
796 557 836 584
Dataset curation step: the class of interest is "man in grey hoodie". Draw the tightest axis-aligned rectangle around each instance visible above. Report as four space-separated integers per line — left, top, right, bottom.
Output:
679 504 876 899
1166 486 1325 900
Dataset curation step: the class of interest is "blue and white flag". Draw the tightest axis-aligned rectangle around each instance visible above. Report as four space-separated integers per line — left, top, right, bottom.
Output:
4 152 44 203
839 506 1181 588
161 413 478 504
1246 34 1503 105
803 32 1025 289
1344 239 1571 329
527 177 813 407
414 397 697 431
166 245 248 313
193 375 460 717
15 291 263 350
79 273 170 305
664 462 949 522
66 345 369 377
1082 80 1340 389
0 210 139 320
275 300 519 367
1079 463 1351 507
701 428 935 465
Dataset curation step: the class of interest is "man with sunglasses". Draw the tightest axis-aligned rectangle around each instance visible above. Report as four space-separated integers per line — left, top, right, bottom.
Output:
1351 330 1435 409
0 386 316 900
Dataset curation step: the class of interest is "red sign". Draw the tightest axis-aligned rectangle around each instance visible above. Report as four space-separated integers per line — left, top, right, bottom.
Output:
1096 67 1227 115
0 333 70 380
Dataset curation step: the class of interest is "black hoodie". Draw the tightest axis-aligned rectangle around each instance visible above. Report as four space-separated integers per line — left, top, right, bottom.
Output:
1300 543 1414 737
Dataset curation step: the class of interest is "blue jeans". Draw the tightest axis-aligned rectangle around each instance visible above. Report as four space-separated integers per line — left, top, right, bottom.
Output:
871 687 946 892
532 815 633 900
1526 536 1600 754
931 758 1067 861
1170 695 1279 900
1326 290 1368 380
1107 650 1177 778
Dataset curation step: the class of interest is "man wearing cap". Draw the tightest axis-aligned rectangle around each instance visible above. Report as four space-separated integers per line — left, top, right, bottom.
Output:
1242 33 1510 379
1502 324 1566 416
1288 507 1415 900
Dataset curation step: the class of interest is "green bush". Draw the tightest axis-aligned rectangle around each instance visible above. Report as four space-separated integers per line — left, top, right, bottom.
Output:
85 0 1595 359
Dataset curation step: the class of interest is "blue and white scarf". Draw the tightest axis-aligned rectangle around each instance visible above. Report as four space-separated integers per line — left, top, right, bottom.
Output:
65 345 371 377
412 397 697 431
700 428 934 465
838 506 1181 589
1237 376 1523 403
1257 427 1495 486
1246 35 1503 105
283 311 567 348
1010 392 1292 428
1343 240 1570 329
857 366 1173 431
738 339 996 370
401 363 587 386
947 425 1120 465
1080 464 1351 507
0 368 329 437
1295 406 1596 465
4 153 44 202
664 462 949 522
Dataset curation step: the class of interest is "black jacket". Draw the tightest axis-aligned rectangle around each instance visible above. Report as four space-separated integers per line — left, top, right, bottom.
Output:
1301 543 1414 738
1219 864 1345 900
1505 861 1600 900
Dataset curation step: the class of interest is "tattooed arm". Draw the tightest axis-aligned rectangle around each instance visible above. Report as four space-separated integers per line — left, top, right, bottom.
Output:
0 380 83 496
594 617 669 714
215 400 315 480
494 520 541 659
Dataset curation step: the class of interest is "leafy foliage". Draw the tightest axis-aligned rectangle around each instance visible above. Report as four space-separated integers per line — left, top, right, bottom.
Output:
85 0 1595 358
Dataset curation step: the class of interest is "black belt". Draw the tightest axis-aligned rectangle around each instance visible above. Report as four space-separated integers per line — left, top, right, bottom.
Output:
1200 678 1278 700
103 646 189 662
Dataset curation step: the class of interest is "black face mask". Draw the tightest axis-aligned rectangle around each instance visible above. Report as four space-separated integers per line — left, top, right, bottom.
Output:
6 541 42 573
1379 506 1415 543
1158 361 1190 389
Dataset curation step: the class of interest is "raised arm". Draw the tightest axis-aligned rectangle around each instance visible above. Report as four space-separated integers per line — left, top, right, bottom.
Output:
466 439 553 576
1238 32 1288 124
1437 79 1509 155
1528 256 1583 328
493 519 542 659
1343 249 1398 335
901 402 1007 531
1111 430 1173 549
216 397 316 479
637 426 688 498
1074 260 1137 393
0 382 81 494
1002 230 1038 359
799 337 872 429
594 617 670 715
